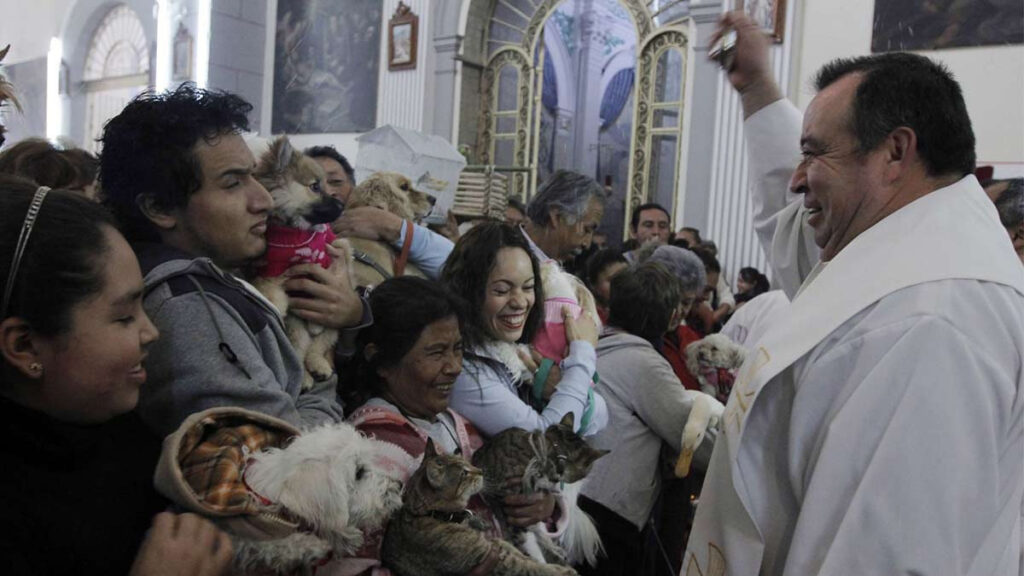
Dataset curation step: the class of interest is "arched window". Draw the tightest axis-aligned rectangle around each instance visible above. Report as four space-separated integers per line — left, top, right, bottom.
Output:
82 5 150 152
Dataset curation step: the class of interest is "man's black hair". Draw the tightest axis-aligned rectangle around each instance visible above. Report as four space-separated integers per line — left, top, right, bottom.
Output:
814 52 975 178
584 247 627 288
690 245 721 274
305 145 356 185
630 202 671 232
99 83 252 241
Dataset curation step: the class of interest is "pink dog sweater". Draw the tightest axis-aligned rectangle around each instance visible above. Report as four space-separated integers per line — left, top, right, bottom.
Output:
532 297 581 361
257 224 335 278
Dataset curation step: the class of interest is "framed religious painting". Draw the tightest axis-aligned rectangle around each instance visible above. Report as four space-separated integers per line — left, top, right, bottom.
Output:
388 2 418 71
272 0 382 133
744 0 786 43
871 0 1023 52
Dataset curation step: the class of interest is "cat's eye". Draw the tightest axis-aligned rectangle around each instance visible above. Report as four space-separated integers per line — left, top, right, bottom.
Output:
356 465 367 481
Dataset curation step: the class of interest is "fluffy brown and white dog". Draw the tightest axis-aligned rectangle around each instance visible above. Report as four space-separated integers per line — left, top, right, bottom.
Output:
251 136 355 389
344 171 435 289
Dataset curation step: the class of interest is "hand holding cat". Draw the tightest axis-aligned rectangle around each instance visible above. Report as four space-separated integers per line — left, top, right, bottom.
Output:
502 477 557 528
502 488 557 528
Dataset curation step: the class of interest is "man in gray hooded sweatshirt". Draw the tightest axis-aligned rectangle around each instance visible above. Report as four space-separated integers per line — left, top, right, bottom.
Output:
100 85 365 435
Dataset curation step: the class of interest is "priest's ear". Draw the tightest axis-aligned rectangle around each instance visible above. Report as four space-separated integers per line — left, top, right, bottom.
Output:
882 126 919 180
136 193 177 231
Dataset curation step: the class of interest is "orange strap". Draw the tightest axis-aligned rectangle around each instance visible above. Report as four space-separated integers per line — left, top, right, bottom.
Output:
394 220 414 277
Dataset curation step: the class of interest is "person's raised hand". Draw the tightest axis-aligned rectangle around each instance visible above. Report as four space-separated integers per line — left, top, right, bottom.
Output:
283 244 363 329
563 306 599 347
333 206 404 242
129 512 233 576
708 10 782 117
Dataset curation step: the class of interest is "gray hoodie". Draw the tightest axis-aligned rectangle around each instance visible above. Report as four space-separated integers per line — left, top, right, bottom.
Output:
580 329 717 529
135 243 347 436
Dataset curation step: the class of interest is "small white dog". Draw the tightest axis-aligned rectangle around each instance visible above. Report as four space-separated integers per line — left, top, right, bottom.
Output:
241 421 415 571
684 333 746 402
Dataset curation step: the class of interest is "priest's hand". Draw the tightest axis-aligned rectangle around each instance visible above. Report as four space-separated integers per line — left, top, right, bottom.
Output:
710 10 782 118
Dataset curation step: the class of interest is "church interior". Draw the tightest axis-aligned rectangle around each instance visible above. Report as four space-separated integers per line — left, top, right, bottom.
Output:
2 2 1024 575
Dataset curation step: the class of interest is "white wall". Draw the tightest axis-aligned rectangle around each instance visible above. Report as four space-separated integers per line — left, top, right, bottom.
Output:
794 0 1024 177
376 0 432 132
0 0 73 64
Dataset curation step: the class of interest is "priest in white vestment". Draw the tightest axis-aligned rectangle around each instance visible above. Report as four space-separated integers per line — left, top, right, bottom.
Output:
683 11 1024 576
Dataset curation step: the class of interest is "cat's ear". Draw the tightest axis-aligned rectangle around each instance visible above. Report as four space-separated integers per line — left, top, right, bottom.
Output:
423 440 447 488
559 411 575 430
424 438 439 458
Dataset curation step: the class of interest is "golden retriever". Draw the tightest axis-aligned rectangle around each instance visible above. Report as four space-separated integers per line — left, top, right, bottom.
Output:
342 172 435 288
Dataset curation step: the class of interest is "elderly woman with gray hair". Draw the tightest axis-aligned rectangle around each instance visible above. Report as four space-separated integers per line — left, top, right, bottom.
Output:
633 244 708 390
521 170 607 263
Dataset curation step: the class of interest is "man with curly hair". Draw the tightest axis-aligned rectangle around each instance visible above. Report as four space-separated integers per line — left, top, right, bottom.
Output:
101 84 361 435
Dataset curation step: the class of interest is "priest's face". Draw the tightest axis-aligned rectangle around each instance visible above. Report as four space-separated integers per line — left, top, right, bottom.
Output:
790 73 890 261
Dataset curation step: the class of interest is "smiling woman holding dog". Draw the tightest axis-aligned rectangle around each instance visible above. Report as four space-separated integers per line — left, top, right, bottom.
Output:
441 221 607 439
0 175 231 575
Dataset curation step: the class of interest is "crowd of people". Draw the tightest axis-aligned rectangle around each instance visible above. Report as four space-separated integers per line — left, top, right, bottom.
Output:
1 8 1023 576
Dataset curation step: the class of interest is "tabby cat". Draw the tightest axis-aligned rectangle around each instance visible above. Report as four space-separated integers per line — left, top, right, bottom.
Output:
382 439 578 576
471 413 608 565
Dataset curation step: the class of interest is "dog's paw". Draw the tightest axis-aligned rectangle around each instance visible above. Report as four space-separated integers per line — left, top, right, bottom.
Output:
300 370 316 391
306 357 334 383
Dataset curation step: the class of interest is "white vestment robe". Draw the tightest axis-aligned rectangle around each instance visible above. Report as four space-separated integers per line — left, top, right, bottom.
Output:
683 101 1024 576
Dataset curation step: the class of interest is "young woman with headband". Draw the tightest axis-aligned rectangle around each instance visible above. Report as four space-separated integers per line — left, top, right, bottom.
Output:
0 175 232 575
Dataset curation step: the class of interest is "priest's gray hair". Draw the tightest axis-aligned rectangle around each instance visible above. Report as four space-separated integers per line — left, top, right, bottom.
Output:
635 244 706 294
526 170 606 227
